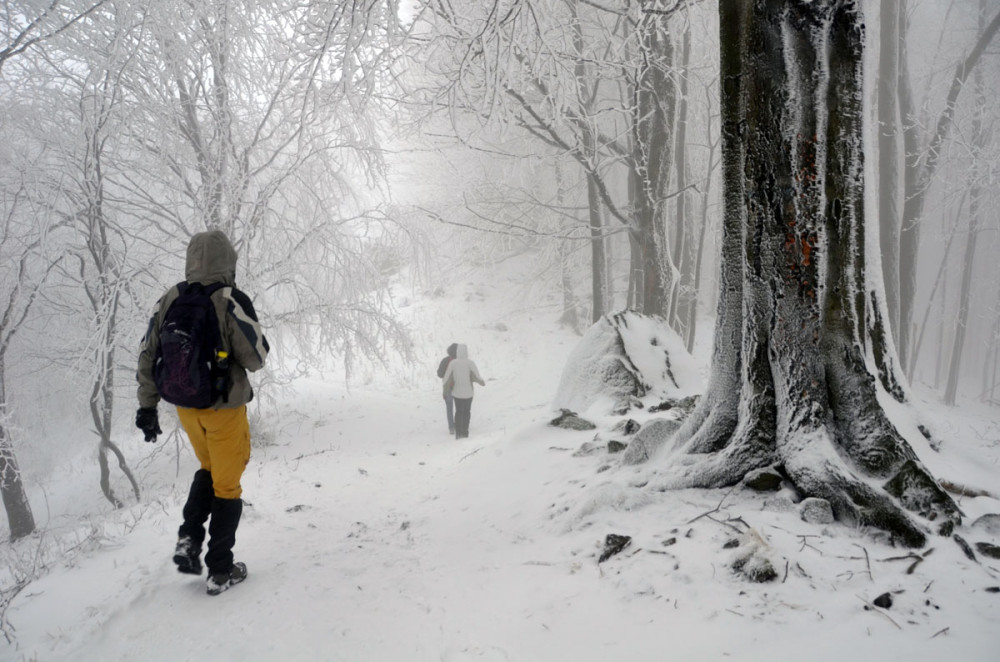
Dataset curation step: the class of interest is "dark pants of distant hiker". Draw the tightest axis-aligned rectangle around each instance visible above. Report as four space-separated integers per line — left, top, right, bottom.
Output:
454 397 472 438
176 405 250 574
443 393 455 433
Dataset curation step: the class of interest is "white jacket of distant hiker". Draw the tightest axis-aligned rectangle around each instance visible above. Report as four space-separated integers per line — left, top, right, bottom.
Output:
442 344 484 399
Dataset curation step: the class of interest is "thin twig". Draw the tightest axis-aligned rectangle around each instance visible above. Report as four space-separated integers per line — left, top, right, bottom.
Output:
856 596 903 630
853 544 873 581
460 446 484 462
685 485 738 525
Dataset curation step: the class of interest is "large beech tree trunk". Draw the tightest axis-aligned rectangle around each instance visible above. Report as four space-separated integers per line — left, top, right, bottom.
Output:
656 0 958 548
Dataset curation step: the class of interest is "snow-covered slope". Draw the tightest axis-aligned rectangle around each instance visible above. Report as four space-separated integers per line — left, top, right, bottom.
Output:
3 250 999 662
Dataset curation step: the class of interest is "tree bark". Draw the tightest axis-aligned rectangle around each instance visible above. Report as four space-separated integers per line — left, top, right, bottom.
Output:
658 0 959 548
587 171 608 323
630 9 676 319
877 0 901 345
569 3 609 322
0 364 35 541
674 21 697 349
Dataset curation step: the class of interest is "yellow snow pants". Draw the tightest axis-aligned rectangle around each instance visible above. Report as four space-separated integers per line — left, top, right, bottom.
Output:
176 405 251 500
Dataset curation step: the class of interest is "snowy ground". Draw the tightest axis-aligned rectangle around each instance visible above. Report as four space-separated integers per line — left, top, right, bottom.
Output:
3 252 1000 662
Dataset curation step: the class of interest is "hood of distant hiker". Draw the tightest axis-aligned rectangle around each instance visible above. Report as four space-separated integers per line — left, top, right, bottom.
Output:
186 230 237 286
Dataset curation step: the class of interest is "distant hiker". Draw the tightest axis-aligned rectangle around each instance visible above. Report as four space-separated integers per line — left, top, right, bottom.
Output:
136 230 269 596
437 343 458 434
441 343 485 439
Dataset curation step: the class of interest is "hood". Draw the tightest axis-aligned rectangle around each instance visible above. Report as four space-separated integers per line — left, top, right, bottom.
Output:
447 343 458 358
455 344 468 359
186 230 237 286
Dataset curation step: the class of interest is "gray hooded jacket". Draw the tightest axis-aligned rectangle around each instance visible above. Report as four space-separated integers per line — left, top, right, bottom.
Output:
442 344 484 399
137 231 269 410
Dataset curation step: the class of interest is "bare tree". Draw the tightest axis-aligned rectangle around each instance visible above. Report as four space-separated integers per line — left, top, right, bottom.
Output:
30 2 149 507
895 4 1000 376
645 0 959 547
120 0 413 377
0 220 50 539
0 0 109 73
943 1 993 406
627 3 679 318
413 0 697 323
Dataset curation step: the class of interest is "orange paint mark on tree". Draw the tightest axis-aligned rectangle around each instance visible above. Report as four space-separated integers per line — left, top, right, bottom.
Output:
801 235 813 266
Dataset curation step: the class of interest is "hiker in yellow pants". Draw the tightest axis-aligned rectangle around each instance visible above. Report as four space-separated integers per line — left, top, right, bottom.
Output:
136 230 269 596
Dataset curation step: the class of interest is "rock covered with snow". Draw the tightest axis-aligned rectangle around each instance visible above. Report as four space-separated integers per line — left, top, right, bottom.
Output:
553 311 701 415
549 409 597 431
621 418 682 465
729 530 779 583
971 513 1000 537
800 497 835 525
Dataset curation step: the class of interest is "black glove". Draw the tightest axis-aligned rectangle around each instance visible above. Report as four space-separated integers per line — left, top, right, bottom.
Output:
136 407 162 442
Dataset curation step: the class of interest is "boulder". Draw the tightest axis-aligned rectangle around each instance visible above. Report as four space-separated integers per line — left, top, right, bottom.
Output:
873 593 893 609
572 441 603 457
743 467 784 492
549 409 596 431
553 311 702 414
800 497 835 524
609 418 641 436
621 418 681 465
971 513 1000 537
607 440 627 454
599 534 632 563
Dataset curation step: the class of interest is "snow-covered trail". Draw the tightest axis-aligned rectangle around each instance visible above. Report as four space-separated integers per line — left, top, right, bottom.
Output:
9 314 589 661
7 265 1000 662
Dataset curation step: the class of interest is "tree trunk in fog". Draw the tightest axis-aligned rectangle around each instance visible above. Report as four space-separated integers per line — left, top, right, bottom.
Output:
0 219 46 541
986 292 1000 404
586 171 608 323
897 7 1000 378
569 4 609 322
674 21 696 349
659 0 958 548
689 80 721 354
0 368 35 542
897 39 918 377
909 199 961 389
629 10 676 319
877 0 901 346
943 6 990 406
944 186 981 406
555 163 583 333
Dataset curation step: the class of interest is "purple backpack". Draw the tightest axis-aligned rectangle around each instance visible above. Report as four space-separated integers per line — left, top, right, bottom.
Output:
154 282 226 408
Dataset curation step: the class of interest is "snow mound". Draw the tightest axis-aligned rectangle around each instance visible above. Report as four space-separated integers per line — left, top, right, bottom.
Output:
553 311 701 415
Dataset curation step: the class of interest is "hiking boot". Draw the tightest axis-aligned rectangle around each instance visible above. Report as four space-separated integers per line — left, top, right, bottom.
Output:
173 536 203 575
206 561 247 596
